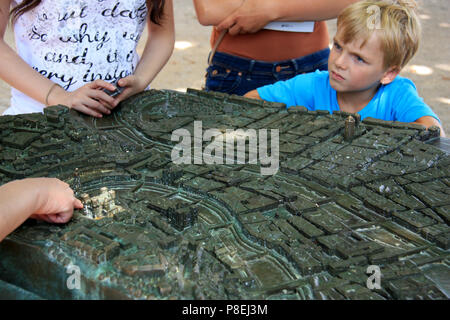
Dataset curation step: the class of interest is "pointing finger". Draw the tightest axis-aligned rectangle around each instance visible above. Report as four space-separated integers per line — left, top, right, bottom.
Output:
74 198 83 209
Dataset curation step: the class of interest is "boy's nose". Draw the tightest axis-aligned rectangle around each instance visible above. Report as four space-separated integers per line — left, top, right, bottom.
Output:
334 54 348 70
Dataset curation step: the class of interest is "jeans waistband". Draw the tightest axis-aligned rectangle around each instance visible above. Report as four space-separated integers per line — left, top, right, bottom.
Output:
209 48 330 74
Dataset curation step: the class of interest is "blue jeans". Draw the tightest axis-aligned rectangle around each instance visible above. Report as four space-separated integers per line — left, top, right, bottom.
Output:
205 48 330 96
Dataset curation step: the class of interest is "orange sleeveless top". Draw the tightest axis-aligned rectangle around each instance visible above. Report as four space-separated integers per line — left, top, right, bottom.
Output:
210 21 329 62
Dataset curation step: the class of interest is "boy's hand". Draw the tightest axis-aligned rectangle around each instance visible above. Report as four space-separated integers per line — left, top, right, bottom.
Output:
49 80 119 118
217 0 277 35
30 178 83 224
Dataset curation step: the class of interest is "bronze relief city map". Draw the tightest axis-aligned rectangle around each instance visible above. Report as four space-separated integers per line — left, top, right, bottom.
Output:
0 89 448 300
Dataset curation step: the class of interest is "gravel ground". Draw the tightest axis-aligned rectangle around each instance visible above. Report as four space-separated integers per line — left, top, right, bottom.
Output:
1 0 449 134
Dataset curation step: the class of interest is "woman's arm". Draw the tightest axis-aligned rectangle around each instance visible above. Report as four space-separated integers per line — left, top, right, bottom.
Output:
196 0 359 34
0 0 58 108
114 0 175 103
254 0 359 23
0 1 118 117
0 178 82 242
193 0 244 26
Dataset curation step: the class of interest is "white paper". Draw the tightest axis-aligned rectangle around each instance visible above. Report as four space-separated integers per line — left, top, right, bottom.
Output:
263 21 315 33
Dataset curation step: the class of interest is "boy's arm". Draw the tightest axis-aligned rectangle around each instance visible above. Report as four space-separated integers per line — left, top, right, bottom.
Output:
413 116 446 137
244 72 318 108
393 79 445 138
217 0 359 35
246 92 446 137
244 90 262 100
114 0 175 103
247 91 446 137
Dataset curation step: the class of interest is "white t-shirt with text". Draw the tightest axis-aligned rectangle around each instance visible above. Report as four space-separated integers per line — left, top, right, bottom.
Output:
4 0 147 115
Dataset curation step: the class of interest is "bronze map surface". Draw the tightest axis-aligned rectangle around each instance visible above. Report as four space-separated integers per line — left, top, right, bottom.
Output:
0 89 449 299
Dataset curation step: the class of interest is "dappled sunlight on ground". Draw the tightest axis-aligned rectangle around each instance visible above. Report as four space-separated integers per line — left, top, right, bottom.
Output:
435 64 450 72
436 97 450 105
404 65 434 76
175 41 194 50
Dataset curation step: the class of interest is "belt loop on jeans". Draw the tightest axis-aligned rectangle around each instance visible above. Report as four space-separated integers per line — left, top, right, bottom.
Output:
247 60 256 80
291 59 299 73
248 60 256 73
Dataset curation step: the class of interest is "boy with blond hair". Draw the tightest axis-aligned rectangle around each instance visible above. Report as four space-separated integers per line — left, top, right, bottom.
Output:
245 0 445 136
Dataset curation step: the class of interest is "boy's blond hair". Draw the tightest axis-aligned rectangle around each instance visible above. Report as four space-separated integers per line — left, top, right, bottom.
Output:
337 0 421 70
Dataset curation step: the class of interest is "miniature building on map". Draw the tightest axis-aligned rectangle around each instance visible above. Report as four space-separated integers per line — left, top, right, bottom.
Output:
164 206 198 231
0 89 448 300
81 187 123 220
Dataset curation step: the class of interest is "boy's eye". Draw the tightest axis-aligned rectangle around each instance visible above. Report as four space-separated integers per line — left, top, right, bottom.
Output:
355 55 365 63
333 41 342 50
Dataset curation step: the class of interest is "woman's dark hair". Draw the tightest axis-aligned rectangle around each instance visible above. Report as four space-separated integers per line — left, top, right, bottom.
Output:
11 0 166 24
148 0 165 25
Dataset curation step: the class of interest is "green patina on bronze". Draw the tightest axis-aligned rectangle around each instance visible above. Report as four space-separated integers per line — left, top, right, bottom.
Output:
0 89 448 300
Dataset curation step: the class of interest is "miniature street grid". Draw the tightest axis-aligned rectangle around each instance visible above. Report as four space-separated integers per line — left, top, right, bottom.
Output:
0 89 449 300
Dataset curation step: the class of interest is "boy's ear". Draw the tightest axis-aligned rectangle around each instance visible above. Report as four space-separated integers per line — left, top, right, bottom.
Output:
380 66 400 85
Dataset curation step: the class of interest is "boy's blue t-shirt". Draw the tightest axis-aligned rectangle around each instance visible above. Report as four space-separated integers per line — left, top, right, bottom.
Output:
257 70 440 123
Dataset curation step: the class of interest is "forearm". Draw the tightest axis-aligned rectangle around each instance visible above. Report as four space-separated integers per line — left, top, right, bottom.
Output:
134 27 174 88
134 3 175 88
194 0 358 26
270 0 360 22
194 0 244 25
0 1 54 106
0 179 39 241
0 40 58 106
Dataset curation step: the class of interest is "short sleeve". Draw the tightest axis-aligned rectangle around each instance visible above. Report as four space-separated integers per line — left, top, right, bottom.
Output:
392 78 440 123
256 72 317 109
